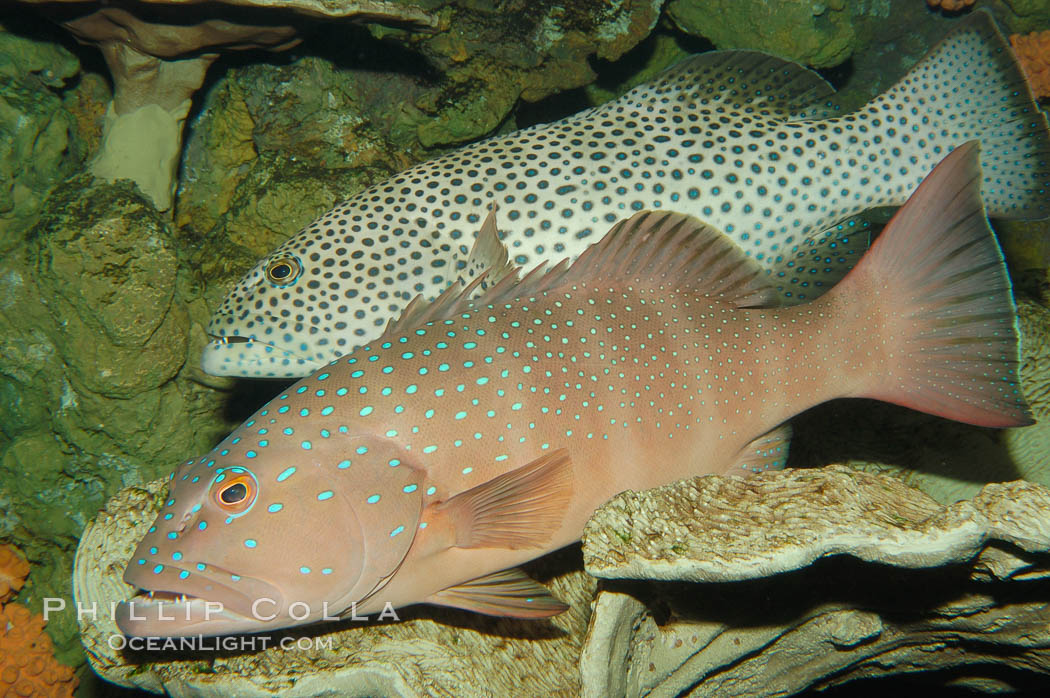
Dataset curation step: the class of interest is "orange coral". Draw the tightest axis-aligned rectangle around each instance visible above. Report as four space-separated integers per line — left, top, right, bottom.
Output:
0 544 30 605
0 603 79 697
926 0 976 11
1011 31 1050 99
0 544 78 697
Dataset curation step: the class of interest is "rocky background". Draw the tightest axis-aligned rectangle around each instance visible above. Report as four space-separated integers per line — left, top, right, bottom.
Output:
0 0 1047 694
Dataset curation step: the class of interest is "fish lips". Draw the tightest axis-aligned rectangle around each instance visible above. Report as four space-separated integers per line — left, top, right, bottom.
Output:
201 333 317 377
119 564 285 638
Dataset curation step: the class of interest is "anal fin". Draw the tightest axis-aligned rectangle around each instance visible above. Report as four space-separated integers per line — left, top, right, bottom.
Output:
732 423 792 474
438 449 573 550
425 568 569 619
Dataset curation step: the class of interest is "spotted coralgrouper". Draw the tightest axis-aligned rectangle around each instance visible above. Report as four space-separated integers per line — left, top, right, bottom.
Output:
118 141 1031 637
203 10 1049 379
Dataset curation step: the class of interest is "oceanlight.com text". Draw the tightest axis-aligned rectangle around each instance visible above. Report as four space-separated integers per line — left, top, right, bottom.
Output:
107 634 335 652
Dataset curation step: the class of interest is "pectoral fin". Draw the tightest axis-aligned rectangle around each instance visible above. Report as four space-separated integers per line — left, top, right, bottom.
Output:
437 449 573 549
732 423 792 474
425 567 569 618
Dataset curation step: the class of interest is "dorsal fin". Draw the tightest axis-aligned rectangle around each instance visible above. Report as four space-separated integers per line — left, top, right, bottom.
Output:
462 205 514 286
381 210 778 341
596 51 837 122
378 209 512 342
476 211 778 310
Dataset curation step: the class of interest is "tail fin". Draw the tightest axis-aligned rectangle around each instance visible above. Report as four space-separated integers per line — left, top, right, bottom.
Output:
869 10 1050 219
842 141 1033 428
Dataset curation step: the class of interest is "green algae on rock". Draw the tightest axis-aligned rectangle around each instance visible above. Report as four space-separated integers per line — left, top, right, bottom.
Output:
0 22 92 254
1002 0 1050 34
666 0 855 68
380 0 664 147
177 49 422 260
18 0 439 212
33 177 187 400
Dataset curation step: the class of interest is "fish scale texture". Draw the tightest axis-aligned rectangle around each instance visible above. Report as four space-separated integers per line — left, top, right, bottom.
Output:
204 11 1050 378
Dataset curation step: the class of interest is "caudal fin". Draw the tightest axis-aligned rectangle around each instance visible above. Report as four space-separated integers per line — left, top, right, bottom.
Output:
871 10 1050 219
844 141 1033 428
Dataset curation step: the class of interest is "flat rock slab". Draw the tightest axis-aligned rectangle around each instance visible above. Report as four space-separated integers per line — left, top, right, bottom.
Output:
580 466 1050 697
582 465 1050 581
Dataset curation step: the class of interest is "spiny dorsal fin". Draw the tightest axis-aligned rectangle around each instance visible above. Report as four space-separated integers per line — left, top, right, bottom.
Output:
600 50 837 122
378 209 512 342
382 210 779 342
463 206 515 286
475 211 779 310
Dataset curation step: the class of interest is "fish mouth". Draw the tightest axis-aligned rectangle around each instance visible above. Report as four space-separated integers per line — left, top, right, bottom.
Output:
201 333 319 378
118 565 287 638
210 334 252 345
116 591 262 639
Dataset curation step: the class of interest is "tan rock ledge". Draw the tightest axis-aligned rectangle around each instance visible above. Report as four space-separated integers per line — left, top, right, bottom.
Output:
580 466 1050 697
582 465 1050 581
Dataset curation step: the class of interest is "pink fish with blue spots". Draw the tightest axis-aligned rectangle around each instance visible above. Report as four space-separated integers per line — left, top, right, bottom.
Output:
118 141 1031 637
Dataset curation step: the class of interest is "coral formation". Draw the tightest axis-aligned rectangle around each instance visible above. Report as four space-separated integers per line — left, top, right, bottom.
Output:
0 543 77 697
0 20 97 254
580 467 1050 696
75 479 596 696
0 543 29 603
0 603 79 698
1004 300 1050 482
17 0 439 211
0 603 79 697
1011 30 1050 98
926 0 976 12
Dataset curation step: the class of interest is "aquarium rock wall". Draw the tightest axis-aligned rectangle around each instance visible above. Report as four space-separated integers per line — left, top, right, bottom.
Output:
0 0 1047 694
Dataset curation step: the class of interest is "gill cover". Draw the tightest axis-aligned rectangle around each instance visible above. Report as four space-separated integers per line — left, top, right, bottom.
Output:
334 436 426 609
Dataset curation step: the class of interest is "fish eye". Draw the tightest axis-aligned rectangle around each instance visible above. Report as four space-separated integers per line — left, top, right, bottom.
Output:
265 256 302 286
211 468 258 516
220 482 247 504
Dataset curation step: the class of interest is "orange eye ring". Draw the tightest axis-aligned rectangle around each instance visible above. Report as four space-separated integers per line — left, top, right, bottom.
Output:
211 468 258 516
265 256 302 286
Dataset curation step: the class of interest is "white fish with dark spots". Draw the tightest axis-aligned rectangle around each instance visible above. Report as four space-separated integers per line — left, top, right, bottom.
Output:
203 11 1049 378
